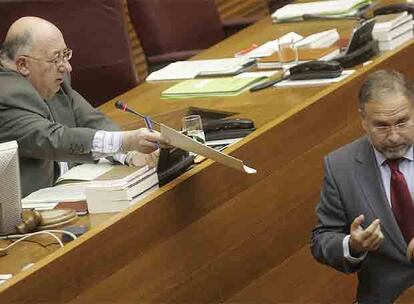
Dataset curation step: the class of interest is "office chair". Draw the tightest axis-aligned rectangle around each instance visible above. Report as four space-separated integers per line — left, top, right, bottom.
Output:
127 0 226 70
0 0 138 107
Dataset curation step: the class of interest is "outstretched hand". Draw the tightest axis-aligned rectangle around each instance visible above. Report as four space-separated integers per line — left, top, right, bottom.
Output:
349 214 384 255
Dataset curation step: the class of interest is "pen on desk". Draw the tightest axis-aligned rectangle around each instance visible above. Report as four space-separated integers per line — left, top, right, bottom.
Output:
249 73 286 92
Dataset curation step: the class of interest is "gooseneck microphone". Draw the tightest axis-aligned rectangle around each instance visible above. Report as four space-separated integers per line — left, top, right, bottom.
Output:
114 100 160 126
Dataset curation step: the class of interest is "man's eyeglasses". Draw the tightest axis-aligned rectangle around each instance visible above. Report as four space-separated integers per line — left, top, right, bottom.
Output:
371 121 414 135
21 48 72 67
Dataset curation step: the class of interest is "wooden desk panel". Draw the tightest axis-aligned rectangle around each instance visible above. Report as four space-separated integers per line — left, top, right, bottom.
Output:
2 3 414 302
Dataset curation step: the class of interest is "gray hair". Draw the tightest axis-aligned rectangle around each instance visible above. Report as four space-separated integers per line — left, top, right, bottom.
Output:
358 70 414 110
0 30 32 61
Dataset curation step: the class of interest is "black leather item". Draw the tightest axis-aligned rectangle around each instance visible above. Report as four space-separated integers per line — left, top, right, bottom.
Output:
203 119 254 133
335 39 379 68
289 60 343 80
205 128 256 141
157 148 194 187
374 3 414 16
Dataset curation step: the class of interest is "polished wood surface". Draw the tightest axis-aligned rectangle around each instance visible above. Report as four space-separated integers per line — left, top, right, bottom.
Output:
2 1 414 302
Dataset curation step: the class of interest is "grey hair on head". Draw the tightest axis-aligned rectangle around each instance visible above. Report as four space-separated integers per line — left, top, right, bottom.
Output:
358 70 414 110
0 30 32 61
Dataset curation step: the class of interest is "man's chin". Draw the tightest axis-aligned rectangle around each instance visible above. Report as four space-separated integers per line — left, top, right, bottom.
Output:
382 146 410 159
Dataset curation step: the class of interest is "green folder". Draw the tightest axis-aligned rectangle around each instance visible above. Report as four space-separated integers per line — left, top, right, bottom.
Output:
161 77 264 99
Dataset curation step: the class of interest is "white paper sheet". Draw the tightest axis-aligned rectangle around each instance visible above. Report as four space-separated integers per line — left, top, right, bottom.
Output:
274 70 355 88
22 182 91 204
160 124 256 174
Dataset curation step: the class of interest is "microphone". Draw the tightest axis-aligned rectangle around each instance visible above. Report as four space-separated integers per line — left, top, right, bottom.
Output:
114 100 160 126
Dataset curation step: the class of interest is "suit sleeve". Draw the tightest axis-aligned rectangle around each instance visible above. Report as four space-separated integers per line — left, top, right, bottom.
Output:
310 156 362 274
0 77 118 162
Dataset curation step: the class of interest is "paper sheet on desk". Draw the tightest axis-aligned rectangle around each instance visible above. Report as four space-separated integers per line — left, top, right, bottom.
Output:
160 124 256 174
274 70 355 88
22 182 90 204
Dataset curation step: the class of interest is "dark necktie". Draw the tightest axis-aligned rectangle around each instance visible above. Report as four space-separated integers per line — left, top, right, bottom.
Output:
387 158 414 243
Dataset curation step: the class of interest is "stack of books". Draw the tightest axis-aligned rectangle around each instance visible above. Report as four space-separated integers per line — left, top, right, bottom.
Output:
85 166 159 214
372 12 414 52
271 0 371 22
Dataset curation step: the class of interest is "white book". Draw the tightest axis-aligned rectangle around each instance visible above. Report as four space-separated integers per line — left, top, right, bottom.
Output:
294 29 340 49
272 0 371 21
373 20 414 41
146 58 254 81
85 169 158 201
87 184 159 214
378 30 414 51
373 12 412 33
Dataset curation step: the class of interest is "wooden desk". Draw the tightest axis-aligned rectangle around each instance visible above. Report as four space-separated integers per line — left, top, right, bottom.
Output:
2 3 414 302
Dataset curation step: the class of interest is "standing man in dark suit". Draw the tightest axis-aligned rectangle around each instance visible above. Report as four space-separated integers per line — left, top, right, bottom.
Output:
0 16 167 197
311 70 414 303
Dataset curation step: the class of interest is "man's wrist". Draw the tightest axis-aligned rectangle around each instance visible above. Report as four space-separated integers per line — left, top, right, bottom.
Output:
343 235 367 263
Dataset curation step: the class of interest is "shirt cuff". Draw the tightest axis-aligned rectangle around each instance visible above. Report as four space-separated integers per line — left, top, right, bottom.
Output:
343 235 368 264
92 130 123 159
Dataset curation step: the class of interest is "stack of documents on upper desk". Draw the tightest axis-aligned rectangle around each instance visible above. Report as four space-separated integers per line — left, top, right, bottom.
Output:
372 12 414 51
161 74 270 98
272 0 372 22
146 57 255 81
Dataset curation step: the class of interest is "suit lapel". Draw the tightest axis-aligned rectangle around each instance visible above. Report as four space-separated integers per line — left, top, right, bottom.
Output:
354 137 407 255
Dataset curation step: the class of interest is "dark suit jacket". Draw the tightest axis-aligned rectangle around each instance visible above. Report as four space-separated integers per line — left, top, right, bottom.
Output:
311 136 414 303
0 64 120 197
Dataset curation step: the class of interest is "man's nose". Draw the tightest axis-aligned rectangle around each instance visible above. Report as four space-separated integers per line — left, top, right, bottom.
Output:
58 60 72 73
387 128 401 143
63 60 72 73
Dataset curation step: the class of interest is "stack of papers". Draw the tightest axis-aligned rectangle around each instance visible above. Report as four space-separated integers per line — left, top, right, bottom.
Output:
373 12 414 51
146 57 255 81
161 76 265 98
272 0 371 22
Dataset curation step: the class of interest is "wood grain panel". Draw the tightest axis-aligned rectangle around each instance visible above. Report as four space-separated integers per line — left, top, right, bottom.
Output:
2 2 414 303
215 0 269 19
122 0 148 82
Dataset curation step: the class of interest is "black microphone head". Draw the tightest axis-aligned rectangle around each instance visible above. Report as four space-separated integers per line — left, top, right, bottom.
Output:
114 100 126 111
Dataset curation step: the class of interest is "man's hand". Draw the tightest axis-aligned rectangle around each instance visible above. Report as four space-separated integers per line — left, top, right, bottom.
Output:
407 238 414 261
122 128 169 154
125 150 159 168
349 214 384 255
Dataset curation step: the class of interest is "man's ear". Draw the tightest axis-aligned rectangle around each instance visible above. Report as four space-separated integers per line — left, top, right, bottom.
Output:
15 56 30 76
359 108 368 132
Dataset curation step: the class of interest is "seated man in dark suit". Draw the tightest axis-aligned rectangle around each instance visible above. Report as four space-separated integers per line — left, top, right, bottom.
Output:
0 16 167 197
311 70 414 303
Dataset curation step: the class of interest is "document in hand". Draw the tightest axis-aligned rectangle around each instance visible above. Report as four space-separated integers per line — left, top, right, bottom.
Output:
161 77 265 99
160 124 256 174
272 0 372 22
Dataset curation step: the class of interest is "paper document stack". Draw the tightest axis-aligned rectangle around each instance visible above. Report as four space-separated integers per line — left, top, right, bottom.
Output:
85 166 159 214
372 12 414 51
22 163 159 214
146 58 255 81
272 0 371 22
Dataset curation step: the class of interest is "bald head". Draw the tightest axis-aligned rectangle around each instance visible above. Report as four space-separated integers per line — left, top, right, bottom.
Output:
1 17 62 61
